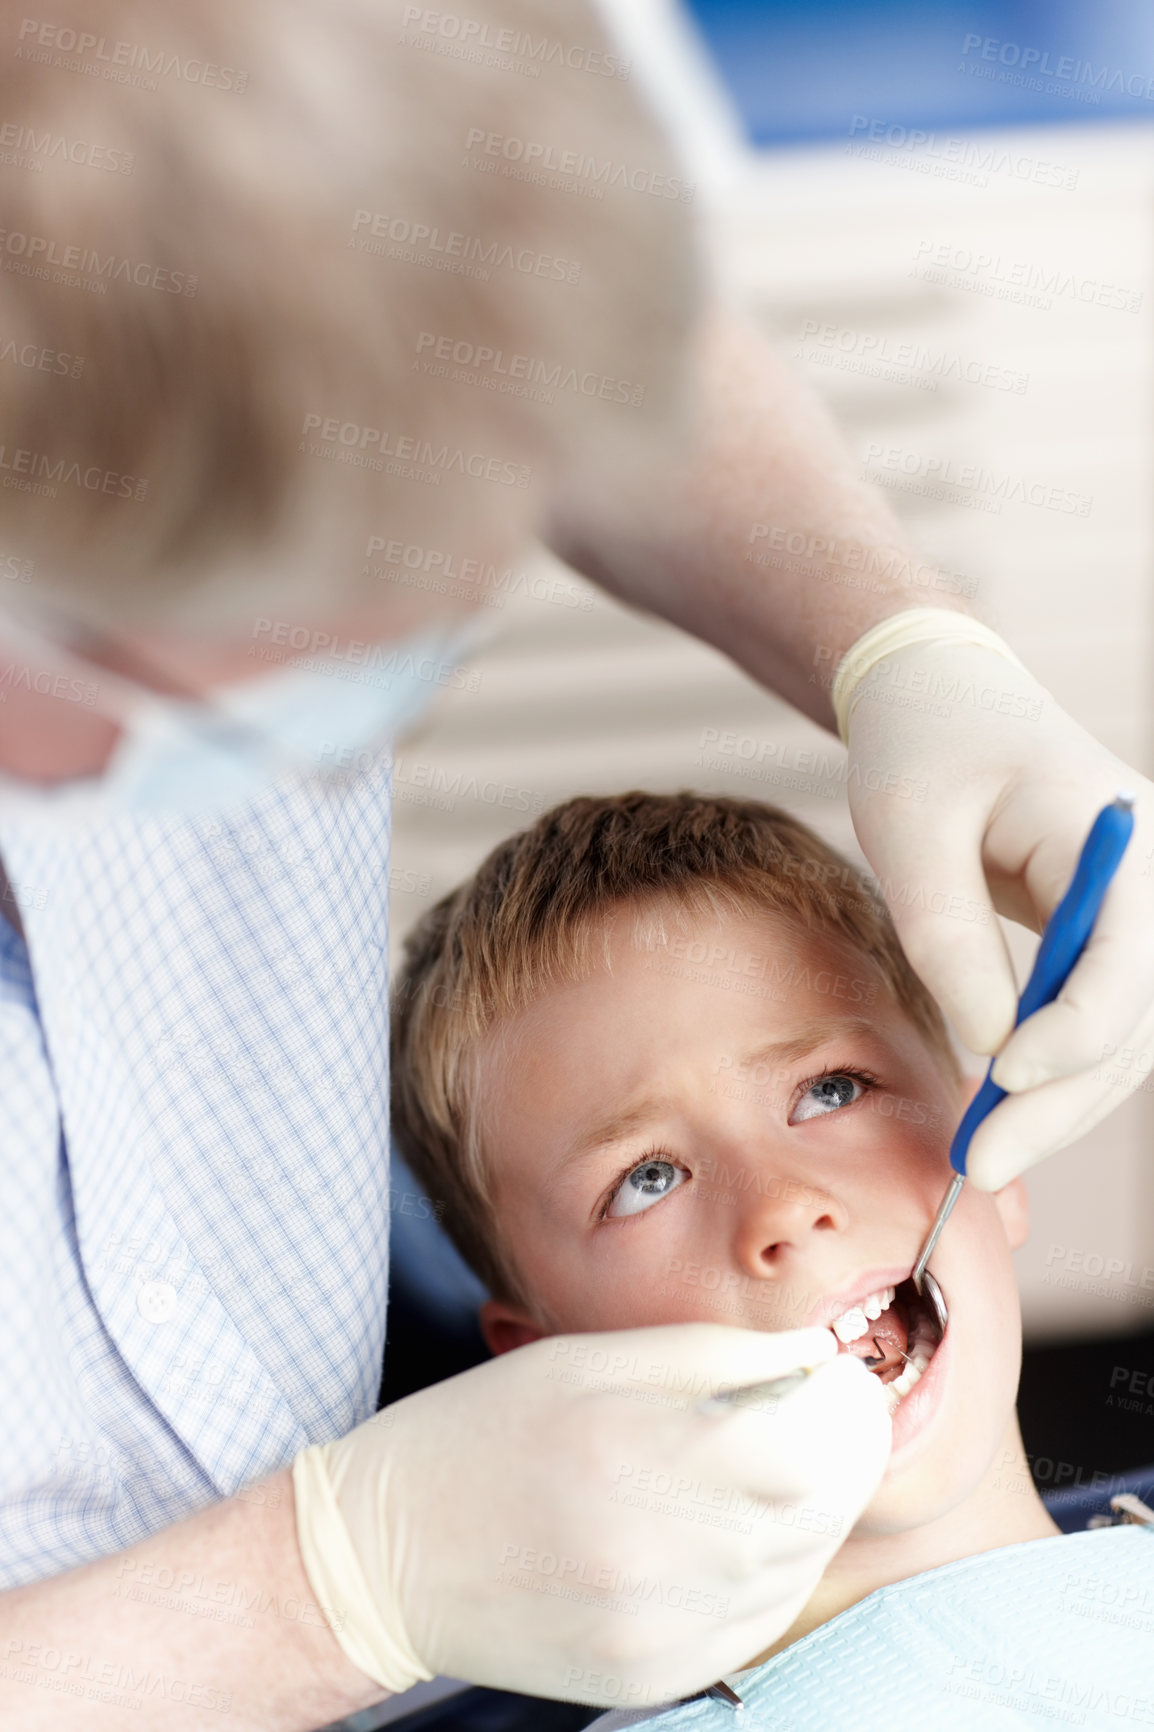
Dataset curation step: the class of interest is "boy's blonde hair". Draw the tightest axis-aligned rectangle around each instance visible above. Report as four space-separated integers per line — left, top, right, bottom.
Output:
0 0 697 626
391 791 962 1306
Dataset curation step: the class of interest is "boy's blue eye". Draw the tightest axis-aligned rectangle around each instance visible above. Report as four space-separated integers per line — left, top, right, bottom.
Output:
791 1073 866 1123
607 1158 687 1218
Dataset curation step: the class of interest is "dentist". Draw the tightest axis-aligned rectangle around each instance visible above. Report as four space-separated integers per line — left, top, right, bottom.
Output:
0 1 1150 1728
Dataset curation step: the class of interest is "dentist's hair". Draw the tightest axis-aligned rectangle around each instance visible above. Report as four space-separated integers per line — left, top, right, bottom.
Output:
391 790 963 1307
0 0 697 627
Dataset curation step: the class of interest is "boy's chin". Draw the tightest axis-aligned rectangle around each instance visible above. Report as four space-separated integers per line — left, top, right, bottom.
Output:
850 1473 961 1538
848 1432 998 1539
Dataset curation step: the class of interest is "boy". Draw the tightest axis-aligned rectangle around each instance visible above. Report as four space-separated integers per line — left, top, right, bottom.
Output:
392 791 1153 1725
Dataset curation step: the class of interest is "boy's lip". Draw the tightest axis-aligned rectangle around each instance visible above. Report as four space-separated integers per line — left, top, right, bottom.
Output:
805 1265 914 1328
806 1261 953 1454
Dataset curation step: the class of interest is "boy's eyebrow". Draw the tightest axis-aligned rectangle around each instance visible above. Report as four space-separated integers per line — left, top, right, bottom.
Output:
556 1015 878 1173
738 1015 877 1075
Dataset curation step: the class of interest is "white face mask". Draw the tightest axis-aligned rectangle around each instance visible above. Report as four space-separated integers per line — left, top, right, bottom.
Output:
0 618 481 827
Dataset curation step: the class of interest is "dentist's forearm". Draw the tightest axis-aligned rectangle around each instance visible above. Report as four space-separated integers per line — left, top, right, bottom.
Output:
549 302 978 729
0 1470 386 1730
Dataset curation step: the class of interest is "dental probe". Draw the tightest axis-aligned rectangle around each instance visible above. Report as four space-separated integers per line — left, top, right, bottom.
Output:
912 792 1136 1317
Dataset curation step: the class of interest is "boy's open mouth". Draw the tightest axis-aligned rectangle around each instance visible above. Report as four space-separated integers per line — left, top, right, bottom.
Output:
828 1277 945 1415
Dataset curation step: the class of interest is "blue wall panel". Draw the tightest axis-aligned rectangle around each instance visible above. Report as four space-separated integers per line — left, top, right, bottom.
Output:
682 1 1154 143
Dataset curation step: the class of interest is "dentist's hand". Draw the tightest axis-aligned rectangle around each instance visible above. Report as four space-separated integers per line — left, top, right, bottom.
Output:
292 1322 890 1712
843 634 1154 1191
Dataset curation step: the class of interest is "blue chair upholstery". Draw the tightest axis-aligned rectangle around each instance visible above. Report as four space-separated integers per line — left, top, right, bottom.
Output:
1043 1462 1154 1533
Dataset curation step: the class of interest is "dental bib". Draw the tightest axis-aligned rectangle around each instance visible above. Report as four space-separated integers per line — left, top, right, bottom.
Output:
589 1525 1154 1730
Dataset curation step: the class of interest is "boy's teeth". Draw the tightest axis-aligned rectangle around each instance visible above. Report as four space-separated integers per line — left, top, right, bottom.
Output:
831 1308 867 1343
881 1348 932 1413
829 1285 895 1342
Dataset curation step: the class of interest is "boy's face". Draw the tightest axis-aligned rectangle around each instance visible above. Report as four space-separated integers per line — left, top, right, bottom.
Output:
476 902 1029 1536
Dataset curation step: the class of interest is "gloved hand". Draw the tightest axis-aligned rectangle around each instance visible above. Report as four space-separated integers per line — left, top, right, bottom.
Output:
841 623 1154 1191
293 1322 890 1711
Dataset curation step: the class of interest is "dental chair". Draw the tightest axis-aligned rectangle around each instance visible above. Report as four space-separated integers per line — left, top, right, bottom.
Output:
378 1147 490 1408
1046 1466 1154 1534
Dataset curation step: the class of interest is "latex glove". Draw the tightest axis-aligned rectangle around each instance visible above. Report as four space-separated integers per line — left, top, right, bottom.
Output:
293 1323 890 1712
843 634 1154 1190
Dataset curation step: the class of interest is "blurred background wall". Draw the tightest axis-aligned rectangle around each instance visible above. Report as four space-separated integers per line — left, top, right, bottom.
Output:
386 0 1154 1352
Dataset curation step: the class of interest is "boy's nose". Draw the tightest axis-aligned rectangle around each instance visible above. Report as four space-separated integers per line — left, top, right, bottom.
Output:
729 1168 850 1301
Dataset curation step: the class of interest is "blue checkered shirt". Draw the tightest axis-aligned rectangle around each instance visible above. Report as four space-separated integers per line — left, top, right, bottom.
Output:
0 770 392 1587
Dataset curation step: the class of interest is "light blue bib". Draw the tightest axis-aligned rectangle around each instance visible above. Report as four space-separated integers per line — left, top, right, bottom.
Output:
591 1526 1154 1730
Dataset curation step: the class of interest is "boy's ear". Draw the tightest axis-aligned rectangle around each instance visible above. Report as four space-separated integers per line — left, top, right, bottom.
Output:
991 1176 1030 1250
480 1298 548 1356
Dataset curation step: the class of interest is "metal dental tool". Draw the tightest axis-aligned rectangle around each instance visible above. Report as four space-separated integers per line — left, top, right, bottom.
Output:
912 793 1137 1320
704 1681 745 1711
700 1364 817 1415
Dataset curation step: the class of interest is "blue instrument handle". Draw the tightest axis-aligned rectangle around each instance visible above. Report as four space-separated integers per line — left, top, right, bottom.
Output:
948 795 1135 1177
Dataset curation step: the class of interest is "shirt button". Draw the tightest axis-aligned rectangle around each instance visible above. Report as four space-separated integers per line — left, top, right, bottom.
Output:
138 1280 178 1324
